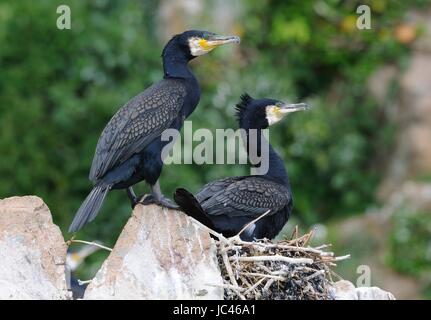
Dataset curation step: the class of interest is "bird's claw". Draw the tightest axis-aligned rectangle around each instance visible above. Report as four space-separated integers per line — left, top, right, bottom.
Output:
159 197 180 209
139 194 179 209
139 194 154 205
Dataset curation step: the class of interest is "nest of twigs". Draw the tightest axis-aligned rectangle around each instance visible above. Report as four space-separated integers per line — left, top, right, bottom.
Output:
197 212 350 300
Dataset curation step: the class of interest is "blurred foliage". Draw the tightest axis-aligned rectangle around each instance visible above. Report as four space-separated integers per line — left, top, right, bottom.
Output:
388 209 431 298
0 0 428 279
231 0 428 222
0 0 162 245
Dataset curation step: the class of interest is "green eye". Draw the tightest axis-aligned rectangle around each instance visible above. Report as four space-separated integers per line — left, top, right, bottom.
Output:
203 32 215 39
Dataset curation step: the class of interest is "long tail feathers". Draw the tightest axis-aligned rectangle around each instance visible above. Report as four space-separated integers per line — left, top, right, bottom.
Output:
174 188 215 229
69 185 110 233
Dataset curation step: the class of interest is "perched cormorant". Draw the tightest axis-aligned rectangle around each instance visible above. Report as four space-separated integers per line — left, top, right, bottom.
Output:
69 30 240 232
174 94 310 241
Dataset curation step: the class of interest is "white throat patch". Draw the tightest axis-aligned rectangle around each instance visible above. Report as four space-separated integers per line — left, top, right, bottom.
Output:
188 37 209 56
266 105 283 126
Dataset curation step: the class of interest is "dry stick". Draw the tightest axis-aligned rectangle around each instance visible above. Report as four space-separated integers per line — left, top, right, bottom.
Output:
286 232 310 246
315 244 332 250
327 267 334 283
263 278 275 291
189 216 229 243
240 277 256 295
221 249 246 300
316 255 350 264
235 210 271 238
290 225 299 240
241 272 286 281
270 269 290 276
302 227 316 246
243 277 266 296
332 254 351 261
220 244 243 254
295 266 322 273
259 265 274 274
212 223 349 299
69 239 113 252
305 270 325 281
65 235 75 246
233 254 313 264
238 241 331 256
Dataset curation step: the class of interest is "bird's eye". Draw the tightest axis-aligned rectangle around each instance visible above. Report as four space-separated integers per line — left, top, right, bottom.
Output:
203 32 215 40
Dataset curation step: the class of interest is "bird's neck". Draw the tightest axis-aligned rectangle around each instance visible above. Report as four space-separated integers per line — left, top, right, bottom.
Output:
244 128 290 187
162 46 195 80
265 142 290 187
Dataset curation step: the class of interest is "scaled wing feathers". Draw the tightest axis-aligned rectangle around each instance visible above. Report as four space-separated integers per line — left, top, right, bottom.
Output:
199 177 290 217
89 80 186 182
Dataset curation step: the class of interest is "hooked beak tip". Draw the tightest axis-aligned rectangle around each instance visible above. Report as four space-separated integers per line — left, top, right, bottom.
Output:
230 36 241 44
280 102 312 113
209 35 241 46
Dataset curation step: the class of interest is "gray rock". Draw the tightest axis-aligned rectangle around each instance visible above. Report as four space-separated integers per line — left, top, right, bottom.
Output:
83 204 224 300
0 196 71 300
332 280 395 300
0 196 397 300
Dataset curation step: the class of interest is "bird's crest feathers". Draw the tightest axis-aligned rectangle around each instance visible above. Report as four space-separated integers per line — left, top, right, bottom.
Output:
235 93 254 120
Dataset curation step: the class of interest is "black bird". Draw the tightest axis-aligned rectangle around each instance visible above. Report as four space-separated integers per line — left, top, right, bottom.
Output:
174 94 310 241
69 30 240 232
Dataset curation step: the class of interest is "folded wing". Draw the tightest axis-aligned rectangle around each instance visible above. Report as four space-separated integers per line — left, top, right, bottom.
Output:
89 79 187 182
199 176 291 217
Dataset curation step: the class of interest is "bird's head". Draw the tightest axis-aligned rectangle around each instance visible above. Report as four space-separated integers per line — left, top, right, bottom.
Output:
235 94 311 129
163 30 240 60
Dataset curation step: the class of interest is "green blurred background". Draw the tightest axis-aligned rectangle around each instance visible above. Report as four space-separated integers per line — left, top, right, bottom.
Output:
1 0 430 298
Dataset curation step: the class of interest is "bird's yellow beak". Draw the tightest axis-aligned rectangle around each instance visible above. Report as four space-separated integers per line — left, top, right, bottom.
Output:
201 34 241 50
278 102 311 114
189 34 240 56
266 102 311 126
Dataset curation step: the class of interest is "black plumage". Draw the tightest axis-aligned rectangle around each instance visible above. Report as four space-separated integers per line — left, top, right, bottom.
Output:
175 94 310 241
69 30 240 232
89 80 188 185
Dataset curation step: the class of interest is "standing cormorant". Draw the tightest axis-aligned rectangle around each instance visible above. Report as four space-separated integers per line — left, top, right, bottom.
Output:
69 30 240 232
174 94 310 241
